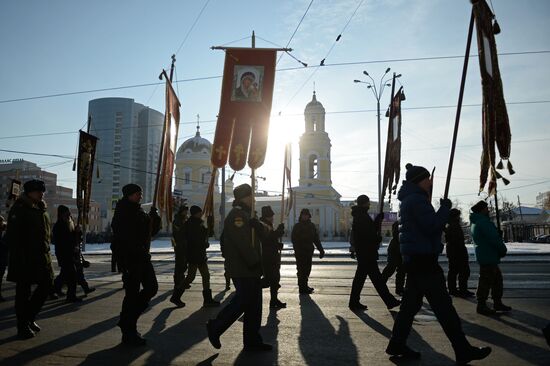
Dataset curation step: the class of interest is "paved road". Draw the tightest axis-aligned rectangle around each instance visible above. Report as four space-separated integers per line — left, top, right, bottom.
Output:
0 256 548 365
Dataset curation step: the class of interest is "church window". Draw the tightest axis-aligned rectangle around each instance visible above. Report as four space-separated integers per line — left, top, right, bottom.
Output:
184 173 190 184
308 155 318 178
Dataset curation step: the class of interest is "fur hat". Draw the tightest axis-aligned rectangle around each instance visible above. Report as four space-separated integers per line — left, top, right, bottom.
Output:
471 200 488 214
356 194 370 206
261 206 275 218
300 208 311 217
405 163 430 184
233 184 252 200
190 205 202 216
122 183 142 197
23 179 46 193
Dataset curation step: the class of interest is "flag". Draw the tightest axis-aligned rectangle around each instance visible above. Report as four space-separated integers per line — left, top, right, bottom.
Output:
381 87 404 204
155 74 181 222
284 143 293 217
211 48 277 171
473 0 513 195
76 130 98 228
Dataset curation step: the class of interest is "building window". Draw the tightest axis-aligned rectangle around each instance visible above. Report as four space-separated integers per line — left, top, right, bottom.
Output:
184 172 191 185
308 155 318 178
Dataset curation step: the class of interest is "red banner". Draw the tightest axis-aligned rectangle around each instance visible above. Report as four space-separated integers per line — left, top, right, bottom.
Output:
211 48 277 171
155 77 181 222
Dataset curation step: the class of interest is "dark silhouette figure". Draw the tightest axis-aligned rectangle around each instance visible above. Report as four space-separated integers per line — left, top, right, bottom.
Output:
445 208 474 297
52 205 82 303
387 163 491 365
179 205 219 308
207 184 272 351
258 205 286 309
382 220 406 296
220 231 231 290
0 215 8 302
5 179 54 339
291 208 325 294
349 195 401 311
470 200 511 315
170 205 188 307
111 183 161 346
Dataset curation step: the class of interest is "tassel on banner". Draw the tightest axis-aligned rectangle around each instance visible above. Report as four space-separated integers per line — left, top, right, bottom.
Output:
496 159 504 170
72 158 77 171
501 176 510 185
507 160 515 175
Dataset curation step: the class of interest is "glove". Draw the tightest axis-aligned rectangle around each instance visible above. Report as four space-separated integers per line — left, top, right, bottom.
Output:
249 217 262 230
149 206 160 217
277 223 285 231
319 248 325 259
440 198 452 209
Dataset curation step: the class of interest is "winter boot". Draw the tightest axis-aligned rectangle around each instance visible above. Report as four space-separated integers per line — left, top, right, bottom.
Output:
348 302 368 311
386 341 421 359
170 288 186 308
270 299 287 309
477 301 496 316
493 300 512 312
17 322 35 339
202 289 220 307
455 345 492 365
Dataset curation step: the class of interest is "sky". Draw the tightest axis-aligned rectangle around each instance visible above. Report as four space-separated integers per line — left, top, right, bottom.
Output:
0 0 549 213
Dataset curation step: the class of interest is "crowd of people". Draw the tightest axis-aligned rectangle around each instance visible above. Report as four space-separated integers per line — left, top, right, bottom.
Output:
0 162 547 364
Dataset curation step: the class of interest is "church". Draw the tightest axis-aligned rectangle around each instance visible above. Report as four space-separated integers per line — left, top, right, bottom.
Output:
174 92 380 239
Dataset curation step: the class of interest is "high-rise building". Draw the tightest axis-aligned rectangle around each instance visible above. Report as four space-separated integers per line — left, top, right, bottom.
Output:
88 98 163 228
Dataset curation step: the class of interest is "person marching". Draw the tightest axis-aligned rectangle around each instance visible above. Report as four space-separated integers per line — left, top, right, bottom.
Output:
52 205 82 303
170 205 188 307
470 200 511 315
180 205 219 308
382 220 405 296
207 184 272 352
6 179 54 339
386 164 491 365
111 183 161 346
349 195 401 311
258 205 286 309
291 208 325 294
445 208 474 297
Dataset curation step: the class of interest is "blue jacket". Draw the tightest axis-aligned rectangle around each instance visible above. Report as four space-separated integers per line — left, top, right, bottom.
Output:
470 212 507 265
397 180 450 261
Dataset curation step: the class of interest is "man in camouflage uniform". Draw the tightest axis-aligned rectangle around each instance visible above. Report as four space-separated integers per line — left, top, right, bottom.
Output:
206 184 272 352
170 205 188 307
6 179 54 339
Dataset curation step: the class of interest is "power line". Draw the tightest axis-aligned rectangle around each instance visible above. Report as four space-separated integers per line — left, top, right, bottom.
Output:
174 0 211 56
1 50 547 104
276 0 315 65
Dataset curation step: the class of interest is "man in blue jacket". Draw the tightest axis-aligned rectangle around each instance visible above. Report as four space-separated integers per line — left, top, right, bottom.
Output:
470 200 511 315
386 164 491 365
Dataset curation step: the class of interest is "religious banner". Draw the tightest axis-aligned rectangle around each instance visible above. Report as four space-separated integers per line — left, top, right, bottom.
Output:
155 74 181 222
76 130 98 228
381 87 404 205
202 168 218 237
473 0 513 195
211 48 277 171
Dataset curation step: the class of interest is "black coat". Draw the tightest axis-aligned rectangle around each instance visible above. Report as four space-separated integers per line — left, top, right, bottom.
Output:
291 220 322 255
111 198 161 269
52 221 80 267
184 216 208 264
445 220 468 262
6 195 54 283
259 219 284 267
351 206 381 260
0 231 8 268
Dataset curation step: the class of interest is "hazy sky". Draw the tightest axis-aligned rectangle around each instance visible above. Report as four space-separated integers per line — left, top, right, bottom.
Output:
1 0 549 212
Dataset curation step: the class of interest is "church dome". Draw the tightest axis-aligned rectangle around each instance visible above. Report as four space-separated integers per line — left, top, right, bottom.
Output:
305 91 325 113
176 127 211 160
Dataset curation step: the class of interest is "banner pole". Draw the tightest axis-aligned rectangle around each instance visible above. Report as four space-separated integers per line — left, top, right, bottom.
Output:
280 145 287 224
444 9 475 199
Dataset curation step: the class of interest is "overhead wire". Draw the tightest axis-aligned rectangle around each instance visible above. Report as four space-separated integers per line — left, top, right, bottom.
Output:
276 0 315 65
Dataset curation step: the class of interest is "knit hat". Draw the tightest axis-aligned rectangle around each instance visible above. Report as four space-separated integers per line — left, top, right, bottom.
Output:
300 208 311 217
356 194 370 206
23 179 46 193
405 163 430 184
471 200 488 214
233 183 252 200
261 206 275 218
122 183 142 197
190 205 202 216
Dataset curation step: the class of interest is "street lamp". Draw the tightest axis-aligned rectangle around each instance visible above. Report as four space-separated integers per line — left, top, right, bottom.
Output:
354 69 401 208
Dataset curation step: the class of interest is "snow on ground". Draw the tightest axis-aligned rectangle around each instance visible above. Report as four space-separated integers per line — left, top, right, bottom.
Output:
80 239 550 258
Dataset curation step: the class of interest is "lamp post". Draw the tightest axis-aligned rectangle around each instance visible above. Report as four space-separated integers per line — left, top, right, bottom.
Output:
354 68 401 208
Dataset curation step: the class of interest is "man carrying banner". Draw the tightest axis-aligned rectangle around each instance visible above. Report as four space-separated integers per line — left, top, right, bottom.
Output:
386 164 491 364
111 183 161 346
207 184 271 351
